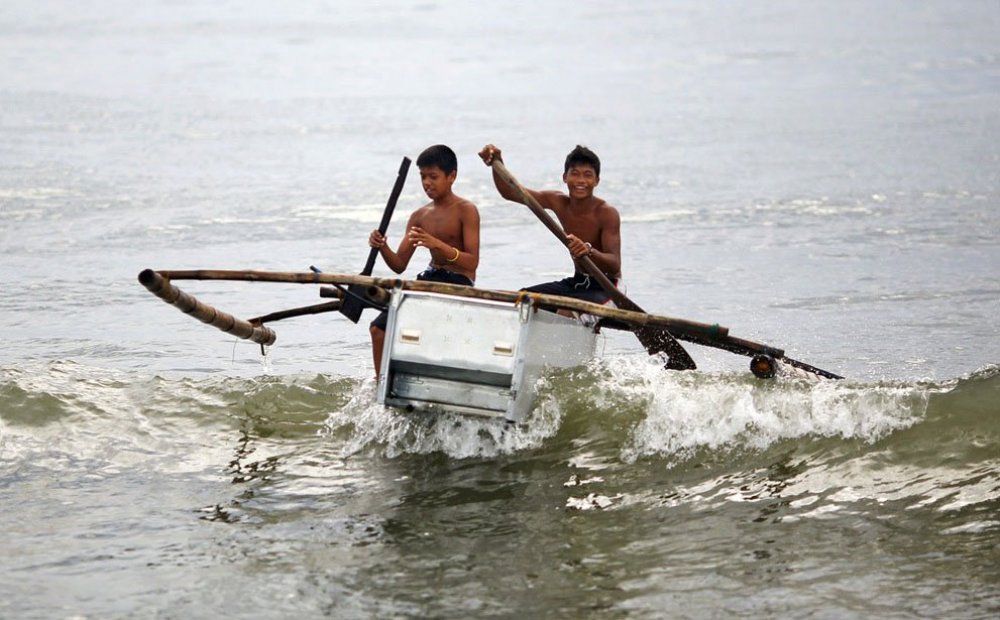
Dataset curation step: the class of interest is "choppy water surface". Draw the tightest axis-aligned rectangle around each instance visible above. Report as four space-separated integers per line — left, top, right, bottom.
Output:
2 1 998 618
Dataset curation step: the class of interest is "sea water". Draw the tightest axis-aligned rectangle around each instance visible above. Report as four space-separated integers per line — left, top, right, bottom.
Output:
1 1 998 618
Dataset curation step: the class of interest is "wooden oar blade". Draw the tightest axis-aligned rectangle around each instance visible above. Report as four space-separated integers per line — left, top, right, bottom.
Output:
633 326 698 370
611 295 697 369
337 284 372 324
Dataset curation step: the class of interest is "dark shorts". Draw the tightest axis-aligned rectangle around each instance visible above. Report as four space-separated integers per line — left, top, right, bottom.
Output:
523 272 616 305
370 267 474 331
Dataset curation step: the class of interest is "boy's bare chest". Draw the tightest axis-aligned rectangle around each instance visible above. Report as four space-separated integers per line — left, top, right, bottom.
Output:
415 209 463 239
555 205 601 237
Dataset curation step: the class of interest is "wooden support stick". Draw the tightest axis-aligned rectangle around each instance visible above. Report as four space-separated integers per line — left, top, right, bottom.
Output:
248 301 342 325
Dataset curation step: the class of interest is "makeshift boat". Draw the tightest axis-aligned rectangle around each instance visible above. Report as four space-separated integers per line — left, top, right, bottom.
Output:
135 159 841 424
137 268 841 424
377 287 598 422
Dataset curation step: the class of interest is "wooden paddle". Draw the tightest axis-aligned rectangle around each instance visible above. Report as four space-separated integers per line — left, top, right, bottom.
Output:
487 159 697 370
339 156 411 323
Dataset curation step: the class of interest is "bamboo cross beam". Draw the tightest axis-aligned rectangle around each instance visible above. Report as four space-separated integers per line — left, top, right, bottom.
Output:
138 269 276 346
150 269 729 341
143 268 842 378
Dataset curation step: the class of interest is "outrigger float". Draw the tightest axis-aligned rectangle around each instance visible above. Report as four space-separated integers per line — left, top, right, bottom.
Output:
137 156 841 424
137 268 841 424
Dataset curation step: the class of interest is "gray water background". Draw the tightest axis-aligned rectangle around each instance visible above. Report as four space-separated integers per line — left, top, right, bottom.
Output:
1 1 998 618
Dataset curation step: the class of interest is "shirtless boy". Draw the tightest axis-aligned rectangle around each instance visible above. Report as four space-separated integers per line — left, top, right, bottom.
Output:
368 144 480 376
479 143 621 303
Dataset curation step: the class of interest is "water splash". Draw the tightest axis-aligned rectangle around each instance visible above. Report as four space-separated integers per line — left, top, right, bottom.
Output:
322 377 569 460
551 356 933 465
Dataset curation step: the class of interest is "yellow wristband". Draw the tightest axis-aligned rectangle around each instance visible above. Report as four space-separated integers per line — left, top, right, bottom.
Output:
446 247 460 263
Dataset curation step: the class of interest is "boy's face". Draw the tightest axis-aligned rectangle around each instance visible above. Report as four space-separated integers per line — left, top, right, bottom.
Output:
562 164 599 199
419 165 457 200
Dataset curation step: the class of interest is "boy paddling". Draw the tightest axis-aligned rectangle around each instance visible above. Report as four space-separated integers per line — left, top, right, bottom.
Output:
479 143 621 304
367 144 480 377
480 144 698 371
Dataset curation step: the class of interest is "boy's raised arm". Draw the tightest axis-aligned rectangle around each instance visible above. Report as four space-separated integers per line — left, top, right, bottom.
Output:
479 144 551 209
479 144 516 202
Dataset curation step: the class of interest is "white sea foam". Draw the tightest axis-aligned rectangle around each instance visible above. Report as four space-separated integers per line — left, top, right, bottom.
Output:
323 376 565 459
580 356 929 464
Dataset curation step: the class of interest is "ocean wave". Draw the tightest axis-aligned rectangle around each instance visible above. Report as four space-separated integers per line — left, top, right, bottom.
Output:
597 363 1000 531
1 360 996 544
0 363 358 480
542 357 936 464
2 361 995 473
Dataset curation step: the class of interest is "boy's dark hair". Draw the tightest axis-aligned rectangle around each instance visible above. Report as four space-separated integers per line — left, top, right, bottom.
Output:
416 144 458 175
564 145 600 178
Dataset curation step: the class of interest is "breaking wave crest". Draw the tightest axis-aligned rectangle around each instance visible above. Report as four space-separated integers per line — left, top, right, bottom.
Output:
2 361 996 471
548 356 939 466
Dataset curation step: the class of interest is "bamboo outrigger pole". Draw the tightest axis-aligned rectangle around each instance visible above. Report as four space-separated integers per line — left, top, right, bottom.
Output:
138 269 276 346
151 269 728 341
140 268 842 379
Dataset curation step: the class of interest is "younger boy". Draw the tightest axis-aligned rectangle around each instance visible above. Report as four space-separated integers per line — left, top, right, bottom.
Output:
368 144 480 376
478 143 621 303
